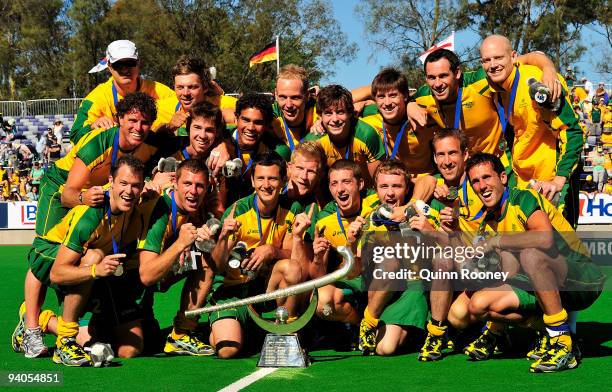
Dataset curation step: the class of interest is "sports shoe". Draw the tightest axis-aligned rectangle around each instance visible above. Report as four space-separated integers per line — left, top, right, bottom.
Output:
464 328 499 361
358 318 377 355
527 331 549 360
164 333 215 356
53 337 91 367
11 302 26 353
529 340 577 373
23 328 49 358
418 332 450 361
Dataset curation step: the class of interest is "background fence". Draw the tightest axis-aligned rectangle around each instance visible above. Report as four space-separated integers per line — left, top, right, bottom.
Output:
1 98 83 117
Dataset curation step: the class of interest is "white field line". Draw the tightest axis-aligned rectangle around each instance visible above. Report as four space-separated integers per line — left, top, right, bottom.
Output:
218 367 279 392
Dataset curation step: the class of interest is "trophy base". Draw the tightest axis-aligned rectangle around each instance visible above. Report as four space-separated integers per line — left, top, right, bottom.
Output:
257 333 310 368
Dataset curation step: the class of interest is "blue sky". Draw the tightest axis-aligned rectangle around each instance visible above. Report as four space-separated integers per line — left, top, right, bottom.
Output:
324 0 609 89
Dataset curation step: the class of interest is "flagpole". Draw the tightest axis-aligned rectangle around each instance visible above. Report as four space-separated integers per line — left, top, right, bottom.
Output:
276 35 280 75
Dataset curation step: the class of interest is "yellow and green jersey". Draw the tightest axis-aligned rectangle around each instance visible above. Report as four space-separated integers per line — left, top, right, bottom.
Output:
491 65 583 187
154 94 238 136
314 189 380 250
271 99 318 151
41 202 140 256
44 126 173 192
220 193 303 285
428 175 484 244
137 189 192 255
304 119 385 183
413 67 511 169
479 188 590 262
71 77 175 144
360 106 435 176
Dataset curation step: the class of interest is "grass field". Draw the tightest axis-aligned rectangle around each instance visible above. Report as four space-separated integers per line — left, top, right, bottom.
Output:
1 245 610 391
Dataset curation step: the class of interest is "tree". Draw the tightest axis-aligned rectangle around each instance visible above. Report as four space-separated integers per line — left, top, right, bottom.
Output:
66 0 112 96
356 0 470 87
460 0 601 70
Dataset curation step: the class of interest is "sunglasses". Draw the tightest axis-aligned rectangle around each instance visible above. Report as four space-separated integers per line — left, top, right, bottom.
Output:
111 59 138 69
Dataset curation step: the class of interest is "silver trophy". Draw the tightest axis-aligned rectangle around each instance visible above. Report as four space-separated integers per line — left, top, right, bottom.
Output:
184 246 355 368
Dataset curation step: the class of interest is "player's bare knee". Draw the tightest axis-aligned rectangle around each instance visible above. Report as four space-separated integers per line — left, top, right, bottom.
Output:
519 248 547 274
448 308 469 330
216 344 241 359
468 293 491 319
376 342 398 356
280 259 302 285
117 344 141 358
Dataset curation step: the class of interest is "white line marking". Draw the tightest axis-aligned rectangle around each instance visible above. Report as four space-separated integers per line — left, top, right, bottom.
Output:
218 367 279 392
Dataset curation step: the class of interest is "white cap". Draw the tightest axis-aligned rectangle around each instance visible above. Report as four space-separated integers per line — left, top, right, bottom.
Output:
106 40 138 64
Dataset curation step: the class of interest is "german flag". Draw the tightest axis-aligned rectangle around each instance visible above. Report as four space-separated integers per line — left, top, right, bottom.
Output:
248 42 278 68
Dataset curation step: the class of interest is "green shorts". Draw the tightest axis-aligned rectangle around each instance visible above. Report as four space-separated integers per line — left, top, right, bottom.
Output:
206 276 254 326
35 179 68 236
379 280 428 329
510 258 604 313
28 237 60 289
88 268 146 329
334 276 366 305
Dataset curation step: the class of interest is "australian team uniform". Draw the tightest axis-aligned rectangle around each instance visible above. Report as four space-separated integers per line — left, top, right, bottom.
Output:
360 105 435 176
490 64 583 224
206 194 303 326
35 126 175 237
304 119 385 186
71 77 174 143
358 194 429 331
312 189 379 305
428 174 485 244
478 188 604 313
270 99 318 152
28 201 144 329
224 132 291 204
154 94 238 136
413 67 512 173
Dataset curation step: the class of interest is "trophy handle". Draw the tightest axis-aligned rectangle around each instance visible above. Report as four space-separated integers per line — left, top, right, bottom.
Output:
247 289 319 334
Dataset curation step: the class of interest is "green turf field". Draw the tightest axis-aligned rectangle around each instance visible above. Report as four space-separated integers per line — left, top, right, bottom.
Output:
1 246 610 391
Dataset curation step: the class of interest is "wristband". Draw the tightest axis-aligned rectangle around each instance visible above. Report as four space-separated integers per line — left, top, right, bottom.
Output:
91 264 98 279
79 192 84 204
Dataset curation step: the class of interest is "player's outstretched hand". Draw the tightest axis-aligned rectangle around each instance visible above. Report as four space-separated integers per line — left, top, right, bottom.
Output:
219 203 241 240
292 203 315 239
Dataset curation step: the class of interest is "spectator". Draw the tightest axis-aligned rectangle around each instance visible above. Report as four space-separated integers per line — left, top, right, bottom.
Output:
52 120 64 142
565 66 576 87
602 126 612 149
46 135 61 162
588 146 606 192
26 184 39 201
604 103 612 134
8 184 22 201
0 172 9 200
605 146 612 177
605 177 612 195
30 161 44 185
582 77 594 100
581 174 598 195
35 131 47 159
595 82 609 105
590 98 603 137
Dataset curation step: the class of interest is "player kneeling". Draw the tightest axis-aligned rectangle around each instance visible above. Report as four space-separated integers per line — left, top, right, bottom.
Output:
209 151 304 358
456 153 604 372
138 159 218 356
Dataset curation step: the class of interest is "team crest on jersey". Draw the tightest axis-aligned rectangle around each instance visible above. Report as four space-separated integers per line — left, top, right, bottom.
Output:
463 100 474 109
